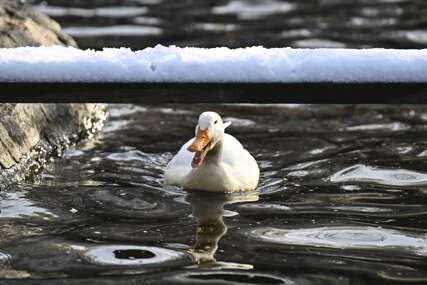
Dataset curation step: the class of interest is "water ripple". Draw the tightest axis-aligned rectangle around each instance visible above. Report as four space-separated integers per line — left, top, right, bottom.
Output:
64 26 163 37
24 104 427 282
36 5 148 18
237 201 427 219
77 222 195 244
108 104 147 118
33 0 427 50
5 237 193 277
245 226 427 256
79 186 190 220
330 164 427 187
165 270 293 284
345 122 410 132
0 192 58 220
212 0 295 20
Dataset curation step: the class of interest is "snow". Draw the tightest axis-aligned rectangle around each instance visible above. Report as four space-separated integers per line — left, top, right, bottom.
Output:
0 45 427 83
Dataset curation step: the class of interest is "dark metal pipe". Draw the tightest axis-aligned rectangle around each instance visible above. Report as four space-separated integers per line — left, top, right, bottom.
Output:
0 82 426 103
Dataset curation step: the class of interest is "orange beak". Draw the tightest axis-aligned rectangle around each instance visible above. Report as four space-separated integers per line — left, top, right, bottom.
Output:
187 128 210 168
188 128 209 152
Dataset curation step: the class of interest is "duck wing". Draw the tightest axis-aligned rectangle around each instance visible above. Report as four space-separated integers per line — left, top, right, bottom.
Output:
222 134 259 186
222 134 248 166
164 138 195 185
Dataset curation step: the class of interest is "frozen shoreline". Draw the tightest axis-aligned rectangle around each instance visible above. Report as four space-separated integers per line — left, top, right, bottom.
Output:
1 45 427 82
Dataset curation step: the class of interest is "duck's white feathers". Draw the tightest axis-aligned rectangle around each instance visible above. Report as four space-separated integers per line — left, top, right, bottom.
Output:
164 134 259 192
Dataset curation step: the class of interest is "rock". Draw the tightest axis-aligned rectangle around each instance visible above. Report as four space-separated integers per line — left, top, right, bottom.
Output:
0 2 106 186
0 104 107 186
0 0 77 48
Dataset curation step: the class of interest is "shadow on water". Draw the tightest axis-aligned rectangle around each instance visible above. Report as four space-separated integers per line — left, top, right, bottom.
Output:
186 191 258 268
1 104 427 284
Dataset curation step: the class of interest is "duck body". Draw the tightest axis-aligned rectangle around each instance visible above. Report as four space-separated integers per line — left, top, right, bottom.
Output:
164 112 259 193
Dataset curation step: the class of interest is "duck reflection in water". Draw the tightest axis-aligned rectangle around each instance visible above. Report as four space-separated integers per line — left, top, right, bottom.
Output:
185 191 259 267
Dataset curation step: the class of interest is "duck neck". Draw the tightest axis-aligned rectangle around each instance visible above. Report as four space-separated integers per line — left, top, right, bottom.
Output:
205 138 223 165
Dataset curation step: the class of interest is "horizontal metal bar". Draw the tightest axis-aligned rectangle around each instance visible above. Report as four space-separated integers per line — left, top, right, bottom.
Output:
0 83 426 103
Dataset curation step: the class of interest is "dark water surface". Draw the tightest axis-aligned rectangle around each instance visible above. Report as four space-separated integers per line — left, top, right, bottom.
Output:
32 0 427 49
10 1 427 284
2 104 427 284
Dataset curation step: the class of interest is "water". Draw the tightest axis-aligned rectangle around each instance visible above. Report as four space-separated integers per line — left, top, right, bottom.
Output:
1 104 427 284
31 0 427 50
6 1 427 283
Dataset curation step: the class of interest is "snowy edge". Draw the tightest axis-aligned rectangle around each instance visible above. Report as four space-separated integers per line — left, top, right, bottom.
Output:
1 45 427 83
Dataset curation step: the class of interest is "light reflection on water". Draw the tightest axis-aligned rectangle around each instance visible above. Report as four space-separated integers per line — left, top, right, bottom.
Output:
0 192 58 219
245 226 427 256
330 164 427 186
1 104 427 284
31 0 427 49
63 26 163 37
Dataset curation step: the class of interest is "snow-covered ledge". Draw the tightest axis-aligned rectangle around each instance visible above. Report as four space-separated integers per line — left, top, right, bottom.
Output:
1 45 427 83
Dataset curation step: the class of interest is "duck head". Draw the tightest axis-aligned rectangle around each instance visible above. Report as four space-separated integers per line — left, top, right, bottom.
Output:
187 112 231 168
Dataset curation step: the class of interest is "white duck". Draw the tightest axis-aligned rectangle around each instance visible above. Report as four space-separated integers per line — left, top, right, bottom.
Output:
164 111 259 193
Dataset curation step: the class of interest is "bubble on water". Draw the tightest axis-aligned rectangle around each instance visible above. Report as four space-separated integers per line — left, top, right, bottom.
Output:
330 164 427 186
83 245 192 267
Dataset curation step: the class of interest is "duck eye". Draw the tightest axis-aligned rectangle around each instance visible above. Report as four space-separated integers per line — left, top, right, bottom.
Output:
214 120 218 124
